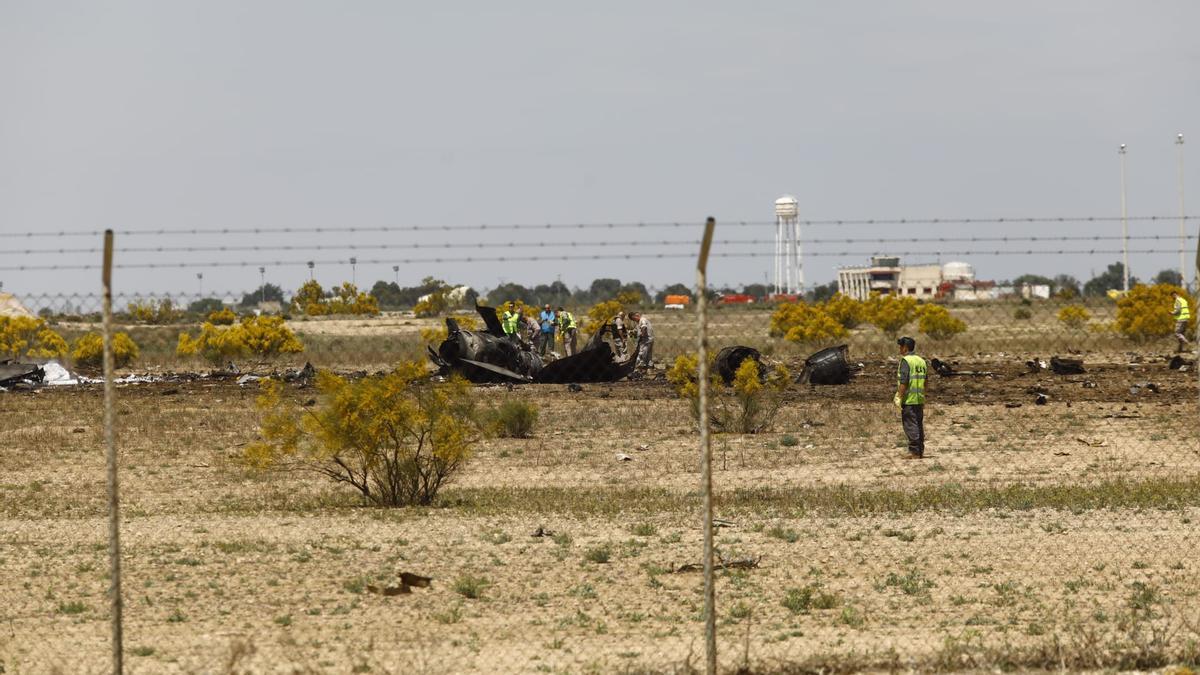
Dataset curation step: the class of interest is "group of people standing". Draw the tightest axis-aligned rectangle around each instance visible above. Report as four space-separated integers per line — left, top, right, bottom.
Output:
500 303 579 356
498 303 655 369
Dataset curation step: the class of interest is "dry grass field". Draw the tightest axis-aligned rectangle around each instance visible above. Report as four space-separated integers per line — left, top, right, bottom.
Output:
3 304 1199 673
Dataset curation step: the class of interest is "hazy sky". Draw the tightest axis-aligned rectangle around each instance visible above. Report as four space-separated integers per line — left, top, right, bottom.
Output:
2 1 1199 299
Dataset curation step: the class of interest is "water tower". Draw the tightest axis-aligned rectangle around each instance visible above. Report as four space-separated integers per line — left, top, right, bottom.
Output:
774 195 802 295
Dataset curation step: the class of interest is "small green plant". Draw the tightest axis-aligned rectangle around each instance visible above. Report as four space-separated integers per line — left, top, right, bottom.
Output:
767 525 800 543
452 574 490 599
274 614 292 627
780 434 799 447
491 401 538 439
880 569 935 596
782 582 839 614
131 646 155 657
432 605 463 624
630 523 657 537
584 545 612 564
1013 307 1032 320
57 601 88 615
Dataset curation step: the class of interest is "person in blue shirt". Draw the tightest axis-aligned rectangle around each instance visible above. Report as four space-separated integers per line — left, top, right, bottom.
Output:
538 304 557 356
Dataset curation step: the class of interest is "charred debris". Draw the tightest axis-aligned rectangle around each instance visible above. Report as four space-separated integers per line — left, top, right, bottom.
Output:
428 305 638 384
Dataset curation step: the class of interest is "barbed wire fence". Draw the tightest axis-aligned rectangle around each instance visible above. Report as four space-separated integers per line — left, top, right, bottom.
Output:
0 217 1198 672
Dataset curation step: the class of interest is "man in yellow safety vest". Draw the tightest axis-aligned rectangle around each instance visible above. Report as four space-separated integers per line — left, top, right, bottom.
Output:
1171 292 1191 353
894 336 927 459
501 303 520 339
556 306 578 356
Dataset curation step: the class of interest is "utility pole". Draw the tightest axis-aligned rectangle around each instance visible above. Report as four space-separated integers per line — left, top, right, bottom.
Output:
259 267 266 305
350 257 357 287
1178 133 1188 289
307 261 315 281
196 272 203 297
1119 144 1129 292
393 265 399 286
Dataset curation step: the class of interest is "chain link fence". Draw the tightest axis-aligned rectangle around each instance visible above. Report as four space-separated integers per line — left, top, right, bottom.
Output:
1 228 1198 673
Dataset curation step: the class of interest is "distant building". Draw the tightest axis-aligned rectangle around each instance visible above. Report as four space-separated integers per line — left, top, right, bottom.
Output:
837 256 947 301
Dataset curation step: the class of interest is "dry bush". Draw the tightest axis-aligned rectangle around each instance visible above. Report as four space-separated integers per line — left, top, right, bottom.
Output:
1057 304 1091 330
177 316 303 363
916 304 967 340
71 332 139 368
667 353 789 433
769 303 847 343
127 298 183 324
0 316 68 359
1115 284 1195 342
207 308 238 325
864 293 919 337
246 362 482 506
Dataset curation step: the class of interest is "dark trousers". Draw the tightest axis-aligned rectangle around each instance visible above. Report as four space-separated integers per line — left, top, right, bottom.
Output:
901 404 925 456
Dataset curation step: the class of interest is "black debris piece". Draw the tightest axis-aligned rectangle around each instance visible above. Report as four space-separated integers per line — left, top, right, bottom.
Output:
714 346 765 385
797 345 852 385
1050 357 1085 375
0 361 44 389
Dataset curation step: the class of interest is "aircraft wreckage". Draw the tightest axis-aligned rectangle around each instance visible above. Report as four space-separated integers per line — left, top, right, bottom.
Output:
428 305 638 384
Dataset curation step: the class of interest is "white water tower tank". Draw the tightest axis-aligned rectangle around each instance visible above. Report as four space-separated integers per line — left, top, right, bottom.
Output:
942 261 975 282
774 195 799 219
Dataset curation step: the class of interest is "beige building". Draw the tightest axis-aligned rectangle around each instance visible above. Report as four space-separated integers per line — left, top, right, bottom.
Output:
837 256 945 301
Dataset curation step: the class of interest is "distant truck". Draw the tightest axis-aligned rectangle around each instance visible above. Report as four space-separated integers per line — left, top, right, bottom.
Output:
717 294 755 305
663 294 692 310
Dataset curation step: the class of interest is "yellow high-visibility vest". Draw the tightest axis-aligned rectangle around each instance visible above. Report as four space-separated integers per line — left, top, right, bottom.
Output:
1175 296 1191 321
898 354 927 405
501 311 519 335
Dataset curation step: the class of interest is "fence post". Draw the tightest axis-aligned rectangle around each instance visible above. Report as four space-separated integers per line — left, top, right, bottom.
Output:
696 217 717 675
102 230 124 674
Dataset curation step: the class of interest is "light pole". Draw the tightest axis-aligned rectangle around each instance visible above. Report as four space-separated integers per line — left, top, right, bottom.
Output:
350 257 357 287
259 267 266 305
197 272 203 297
307 261 315 281
392 265 399 286
1177 133 1187 289
1119 144 1129 292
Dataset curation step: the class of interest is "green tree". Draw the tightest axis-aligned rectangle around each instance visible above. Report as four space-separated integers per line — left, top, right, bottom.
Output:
1083 262 1135 296
240 284 284 308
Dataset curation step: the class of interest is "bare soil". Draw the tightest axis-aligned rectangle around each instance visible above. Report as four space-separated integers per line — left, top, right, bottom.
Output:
1 341 1197 673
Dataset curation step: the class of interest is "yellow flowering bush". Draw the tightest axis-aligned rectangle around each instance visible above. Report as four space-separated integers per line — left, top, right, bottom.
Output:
245 361 482 506
71 332 140 368
916 304 967 340
1057 304 1091 330
177 315 303 363
1115 284 1195 343
0 316 68 359
769 303 848 343
864 293 919 337
668 353 790 433
207 308 238 325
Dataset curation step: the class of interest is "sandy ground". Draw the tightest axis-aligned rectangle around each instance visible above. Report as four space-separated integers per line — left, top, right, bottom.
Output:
1 337 1198 672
